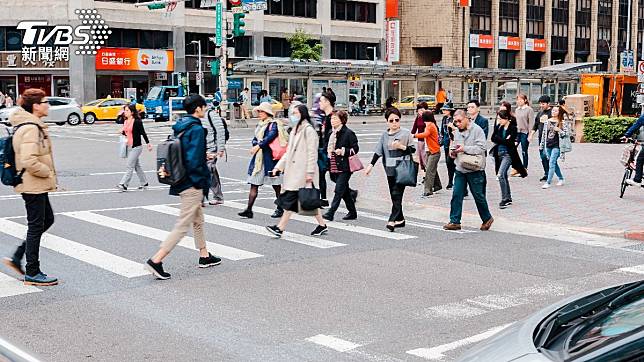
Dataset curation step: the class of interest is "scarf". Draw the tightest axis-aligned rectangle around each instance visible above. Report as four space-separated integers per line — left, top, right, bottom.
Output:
251 118 289 176
327 125 342 157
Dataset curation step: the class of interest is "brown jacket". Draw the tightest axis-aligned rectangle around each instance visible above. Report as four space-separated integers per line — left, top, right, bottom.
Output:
10 108 57 194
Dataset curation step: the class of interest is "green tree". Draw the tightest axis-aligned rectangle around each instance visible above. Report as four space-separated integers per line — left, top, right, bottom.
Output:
287 30 323 62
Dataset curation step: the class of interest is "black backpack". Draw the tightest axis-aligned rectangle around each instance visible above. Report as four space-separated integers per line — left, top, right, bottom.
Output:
207 110 230 144
156 129 191 186
0 122 42 187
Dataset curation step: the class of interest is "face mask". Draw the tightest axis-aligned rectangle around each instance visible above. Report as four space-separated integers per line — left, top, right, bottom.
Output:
289 114 300 127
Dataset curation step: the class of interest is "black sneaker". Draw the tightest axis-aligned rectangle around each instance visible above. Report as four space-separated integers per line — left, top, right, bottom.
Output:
539 176 547 182
320 199 329 207
342 213 357 221
499 200 511 209
138 183 149 190
271 207 284 218
238 209 254 219
446 184 453 190
198 253 222 268
266 225 283 238
311 225 328 236
2 257 24 276
322 212 334 221
145 259 171 280
116 184 127 192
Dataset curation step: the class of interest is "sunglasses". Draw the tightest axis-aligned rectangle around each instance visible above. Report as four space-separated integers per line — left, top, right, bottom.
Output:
453 119 463 124
39 100 49 104
388 118 400 123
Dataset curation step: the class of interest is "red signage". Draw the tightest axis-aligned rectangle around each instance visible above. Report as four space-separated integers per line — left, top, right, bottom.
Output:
459 0 471 6
526 38 546 52
386 0 398 18
469 34 494 49
499 36 521 51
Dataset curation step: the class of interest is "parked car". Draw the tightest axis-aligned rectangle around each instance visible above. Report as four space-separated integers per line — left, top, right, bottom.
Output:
0 97 83 126
457 280 644 362
81 98 145 124
393 94 437 110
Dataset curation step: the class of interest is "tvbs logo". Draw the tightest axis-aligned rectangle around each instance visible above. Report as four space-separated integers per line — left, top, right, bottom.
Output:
17 9 111 55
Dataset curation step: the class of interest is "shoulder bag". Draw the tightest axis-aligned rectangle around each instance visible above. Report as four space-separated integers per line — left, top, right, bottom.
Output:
459 153 485 171
348 149 364 173
394 155 418 187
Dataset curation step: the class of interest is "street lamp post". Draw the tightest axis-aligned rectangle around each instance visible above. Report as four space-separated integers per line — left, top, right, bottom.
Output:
191 40 202 96
470 55 481 102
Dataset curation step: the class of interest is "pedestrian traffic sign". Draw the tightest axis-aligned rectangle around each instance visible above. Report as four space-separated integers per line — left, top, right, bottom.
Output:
638 61 644 82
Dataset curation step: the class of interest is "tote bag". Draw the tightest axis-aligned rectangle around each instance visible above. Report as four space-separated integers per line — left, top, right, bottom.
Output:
298 185 322 211
394 156 418 187
118 135 128 159
348 149 364 173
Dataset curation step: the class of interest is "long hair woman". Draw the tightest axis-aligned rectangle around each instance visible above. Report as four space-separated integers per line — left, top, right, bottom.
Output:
491 110 526 208
117 103 152 191
541 106 568 189
266 104 328 237
414 110 442 196
411 101 429 172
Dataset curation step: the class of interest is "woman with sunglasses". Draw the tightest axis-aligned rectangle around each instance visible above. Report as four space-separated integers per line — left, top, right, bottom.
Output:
365 107 416 231
117 103 152 192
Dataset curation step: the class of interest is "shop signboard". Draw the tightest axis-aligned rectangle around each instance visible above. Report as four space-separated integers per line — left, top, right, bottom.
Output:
0 51 69 69
525 38 546 52
96 48 174 71
385 20 400 62
227 78 243 89
499 36 521 51
386 0 398 18
469 34 493 49
242 0 267 11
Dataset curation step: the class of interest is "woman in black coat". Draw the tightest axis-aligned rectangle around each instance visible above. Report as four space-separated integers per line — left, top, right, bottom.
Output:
323 110 359 221
491 110 527 208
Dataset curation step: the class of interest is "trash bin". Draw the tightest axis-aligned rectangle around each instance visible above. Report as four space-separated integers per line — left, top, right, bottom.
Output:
233 102 241 119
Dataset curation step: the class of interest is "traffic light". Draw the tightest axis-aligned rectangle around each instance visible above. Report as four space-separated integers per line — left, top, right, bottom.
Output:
233 13 246 37
226 62 234 76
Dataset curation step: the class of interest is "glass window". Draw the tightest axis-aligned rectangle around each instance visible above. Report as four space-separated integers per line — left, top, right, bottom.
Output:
123 31 138 48
295 0 306 16
331 41 378 60
282 0 294 16
264 37 291 57
266 0 316 18
140 32 153 49
0 28 5 51
6 30 22 51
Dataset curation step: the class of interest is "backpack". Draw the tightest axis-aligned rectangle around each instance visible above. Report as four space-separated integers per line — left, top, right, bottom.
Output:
207 110 230 143
0 122 42 187
156 129 190 186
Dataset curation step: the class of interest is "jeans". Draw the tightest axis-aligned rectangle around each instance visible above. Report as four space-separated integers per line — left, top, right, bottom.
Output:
425 151 442 194
328 172 357 216
517 132 529 168
160 188 206 253
119 146 147 187
449 171 492 224
207 158 224 202
444 145 455 186
13 193 55 276
634 147 644 182
545 147 563 184
498 152 512 201
539 148 550 177
387 176 406 222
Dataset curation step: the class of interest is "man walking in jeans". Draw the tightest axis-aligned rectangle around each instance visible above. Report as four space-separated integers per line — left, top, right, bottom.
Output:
146 95 222 280
2 88 58 286
444 110 494 231
203 105 226 205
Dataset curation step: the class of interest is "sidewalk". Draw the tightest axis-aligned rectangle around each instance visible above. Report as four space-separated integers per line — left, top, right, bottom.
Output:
355 142 644 241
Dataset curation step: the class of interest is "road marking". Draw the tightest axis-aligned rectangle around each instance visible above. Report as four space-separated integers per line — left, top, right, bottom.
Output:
406 324 512 360
336 207 473 234
0 219 150 278
306 334 362 352
145 205 346 249
221 201 416 241
63 211 262 261
0 188 250 201
0 336 42 362
617 264 644 275
0 271 41 298
89 170 157 176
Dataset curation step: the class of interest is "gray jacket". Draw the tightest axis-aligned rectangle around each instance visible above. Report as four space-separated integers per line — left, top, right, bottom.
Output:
452 123 487 173
202 109 226 153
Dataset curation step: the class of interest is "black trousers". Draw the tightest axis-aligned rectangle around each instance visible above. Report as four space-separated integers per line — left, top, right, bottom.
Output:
319 168 328 200
634 147 644 182
13 193 54 276
444 145 455 186
328 172 357 216
386 176 406 222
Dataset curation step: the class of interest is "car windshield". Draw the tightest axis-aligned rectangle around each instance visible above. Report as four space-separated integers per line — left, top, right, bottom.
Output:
85 100 102 107
146 87 162 101
566 297 644 358
400 96 414 103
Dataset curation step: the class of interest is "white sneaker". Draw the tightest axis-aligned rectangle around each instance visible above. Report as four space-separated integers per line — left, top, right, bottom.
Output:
541 183 550 189
556 180 565 186
626 179 642 187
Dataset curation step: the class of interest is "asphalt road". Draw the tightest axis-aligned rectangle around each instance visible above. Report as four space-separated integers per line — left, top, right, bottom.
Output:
0 120 642 362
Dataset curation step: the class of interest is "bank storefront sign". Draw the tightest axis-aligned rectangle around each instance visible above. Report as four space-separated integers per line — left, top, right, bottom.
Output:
95 48 174 72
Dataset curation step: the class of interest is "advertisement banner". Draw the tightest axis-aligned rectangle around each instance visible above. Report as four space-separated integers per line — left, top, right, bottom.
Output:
498 36 521 51
386 20 400 62
96 48 174 71
386 0 398 18
469 34 493 49
525 38 546 52
459 0 471 6
242 0 267 11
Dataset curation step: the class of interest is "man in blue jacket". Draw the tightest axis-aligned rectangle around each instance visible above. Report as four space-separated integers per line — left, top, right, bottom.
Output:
624 115 644 187
466 99 489 139
146 94 221 280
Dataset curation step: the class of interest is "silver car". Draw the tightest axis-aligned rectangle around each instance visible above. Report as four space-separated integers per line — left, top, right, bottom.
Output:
457 280 644 361
0 97 84 126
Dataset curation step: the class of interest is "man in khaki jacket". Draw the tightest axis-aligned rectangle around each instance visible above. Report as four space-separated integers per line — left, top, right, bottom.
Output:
2 88 58 286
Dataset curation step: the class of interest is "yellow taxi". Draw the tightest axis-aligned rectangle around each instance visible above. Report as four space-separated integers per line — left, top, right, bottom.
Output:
270 99 284 115
393 94 437 110
81 98 145 124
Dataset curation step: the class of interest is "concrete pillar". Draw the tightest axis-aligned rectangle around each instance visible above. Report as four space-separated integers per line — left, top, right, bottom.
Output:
566 0 577 63
590 0 599 61
543 0 553 67
632 0 639 60
318 0 331 59
611 0 619 72
252 9 265 58
171 2 186 73
518 0 527 69
68 0 96 104
464 6 471 69
491 0 500 68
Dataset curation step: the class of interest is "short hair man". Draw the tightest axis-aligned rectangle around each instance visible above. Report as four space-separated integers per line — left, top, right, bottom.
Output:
466 99 489 138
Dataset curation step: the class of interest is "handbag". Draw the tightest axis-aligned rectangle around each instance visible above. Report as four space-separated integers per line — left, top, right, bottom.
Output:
459 153 484 171
559 134 572 153
298 185 322 211
118 135 128 159
269 137 287 160
394 156 418 187
348 149 364 173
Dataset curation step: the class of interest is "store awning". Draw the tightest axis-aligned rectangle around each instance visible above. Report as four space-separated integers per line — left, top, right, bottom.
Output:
538 62 603 72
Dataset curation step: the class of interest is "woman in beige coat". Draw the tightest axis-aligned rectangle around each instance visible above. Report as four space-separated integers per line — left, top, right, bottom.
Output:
2 89 59 286
265 104 328 238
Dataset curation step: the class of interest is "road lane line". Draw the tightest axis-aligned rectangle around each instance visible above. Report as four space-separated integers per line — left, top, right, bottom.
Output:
306 334 362 352
144 205 346 249
0 336 42 362
406 324 512 360
617 264 644 275
63 211 262 261
221 201 417 241
336 207 473 234
0 271 41 298
0 188 250 201
0 219 150 278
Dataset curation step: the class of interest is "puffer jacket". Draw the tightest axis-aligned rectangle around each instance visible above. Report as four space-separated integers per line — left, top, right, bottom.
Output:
10 108 57 194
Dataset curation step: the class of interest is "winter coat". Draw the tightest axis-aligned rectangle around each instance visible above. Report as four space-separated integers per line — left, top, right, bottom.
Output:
247 120 280 177
169 115 210 196
275 121 319 191
490 123 527 177
10 108 57 194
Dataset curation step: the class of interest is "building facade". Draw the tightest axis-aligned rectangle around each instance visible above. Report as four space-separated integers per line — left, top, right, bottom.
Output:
0 0 385 105
399 0 642 73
